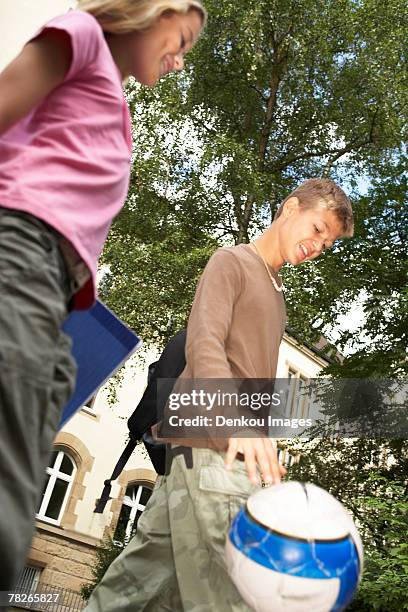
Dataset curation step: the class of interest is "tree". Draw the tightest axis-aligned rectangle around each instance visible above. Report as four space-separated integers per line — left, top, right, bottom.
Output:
349 481 408 611
286 438 408 611
81 535 125 601
96 3 407 606
100 0 407 365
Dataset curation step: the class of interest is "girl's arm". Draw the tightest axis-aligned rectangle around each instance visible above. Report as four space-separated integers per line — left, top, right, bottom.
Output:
0 29 72 135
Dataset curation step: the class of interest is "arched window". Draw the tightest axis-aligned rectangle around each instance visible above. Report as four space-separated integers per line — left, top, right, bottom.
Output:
114 483 153 541
277 447 295 468
37 450 76 525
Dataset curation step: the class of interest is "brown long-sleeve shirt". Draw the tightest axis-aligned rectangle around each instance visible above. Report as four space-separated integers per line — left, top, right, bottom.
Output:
158 244 287 449
183 244 286 380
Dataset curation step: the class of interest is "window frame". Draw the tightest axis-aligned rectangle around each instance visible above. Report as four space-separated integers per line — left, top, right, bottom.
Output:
81 394 97 414
36 450 76 526
286 366 310 419
114 482 153 542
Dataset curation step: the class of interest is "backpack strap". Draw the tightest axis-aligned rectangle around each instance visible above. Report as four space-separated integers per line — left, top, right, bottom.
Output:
94 329 187 513
94 431 139 513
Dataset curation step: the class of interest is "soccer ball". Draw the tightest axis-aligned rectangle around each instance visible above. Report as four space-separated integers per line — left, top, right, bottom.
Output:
226 482 363 612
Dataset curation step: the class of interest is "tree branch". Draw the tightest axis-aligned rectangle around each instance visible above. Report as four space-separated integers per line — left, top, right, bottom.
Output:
277 139 363 171
236 193 255 244
236 33 293 242
322 110 379 176
258 45 290 168
321 143 359 177
278 106 381 173
248 83 268 103
191 114 218 135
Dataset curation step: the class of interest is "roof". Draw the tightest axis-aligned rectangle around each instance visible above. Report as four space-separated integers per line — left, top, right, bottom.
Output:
285 326 344 366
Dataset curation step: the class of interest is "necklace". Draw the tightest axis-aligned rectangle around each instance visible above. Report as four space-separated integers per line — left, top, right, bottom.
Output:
251 243 284 293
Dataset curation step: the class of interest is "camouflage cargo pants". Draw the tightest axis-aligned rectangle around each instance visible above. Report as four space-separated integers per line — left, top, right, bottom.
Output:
85 447 259 611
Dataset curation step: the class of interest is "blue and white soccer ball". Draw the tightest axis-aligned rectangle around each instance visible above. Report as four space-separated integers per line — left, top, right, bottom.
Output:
226 482 363 612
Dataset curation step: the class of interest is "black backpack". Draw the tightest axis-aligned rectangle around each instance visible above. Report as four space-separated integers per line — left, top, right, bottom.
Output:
94 329 186 513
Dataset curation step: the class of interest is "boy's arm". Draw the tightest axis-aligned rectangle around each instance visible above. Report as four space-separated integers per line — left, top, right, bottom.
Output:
185 249 241 379
0 29 72 135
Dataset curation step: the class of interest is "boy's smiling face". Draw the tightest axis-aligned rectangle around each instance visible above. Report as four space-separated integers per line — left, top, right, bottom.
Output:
278 197 344 267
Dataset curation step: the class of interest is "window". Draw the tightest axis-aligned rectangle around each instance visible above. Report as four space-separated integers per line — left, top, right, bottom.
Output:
277 448 295 468
14 565 42 592
82 394 97 411
37 450 76 525
114 483 153 541
286 367 310 419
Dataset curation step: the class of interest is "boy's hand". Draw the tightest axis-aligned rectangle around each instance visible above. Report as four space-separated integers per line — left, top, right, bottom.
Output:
225 437 286 485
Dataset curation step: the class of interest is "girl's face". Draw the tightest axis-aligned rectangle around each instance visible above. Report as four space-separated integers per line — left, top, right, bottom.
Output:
126 9 203 85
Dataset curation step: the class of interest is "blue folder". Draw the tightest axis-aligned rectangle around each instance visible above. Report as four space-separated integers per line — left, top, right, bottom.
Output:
60 300 142 428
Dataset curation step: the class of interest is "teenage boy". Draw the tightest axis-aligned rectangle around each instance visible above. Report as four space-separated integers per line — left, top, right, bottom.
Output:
86 178 354 611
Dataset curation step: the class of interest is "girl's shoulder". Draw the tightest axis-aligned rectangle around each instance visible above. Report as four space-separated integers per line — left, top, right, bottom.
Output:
35 10 106 78
42 9 103 40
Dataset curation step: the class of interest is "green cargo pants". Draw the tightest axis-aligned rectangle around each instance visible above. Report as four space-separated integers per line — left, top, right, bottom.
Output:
85 448 259 611
0 209 76 590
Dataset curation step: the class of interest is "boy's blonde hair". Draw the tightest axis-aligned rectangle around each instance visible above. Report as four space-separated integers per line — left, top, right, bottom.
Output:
275 178 354 237
77 0 206 34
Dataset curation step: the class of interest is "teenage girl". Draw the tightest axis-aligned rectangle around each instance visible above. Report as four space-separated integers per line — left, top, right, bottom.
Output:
0 0 206 589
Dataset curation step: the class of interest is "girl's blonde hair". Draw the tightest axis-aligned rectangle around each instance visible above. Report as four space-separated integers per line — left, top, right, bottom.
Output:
77 0 207 34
